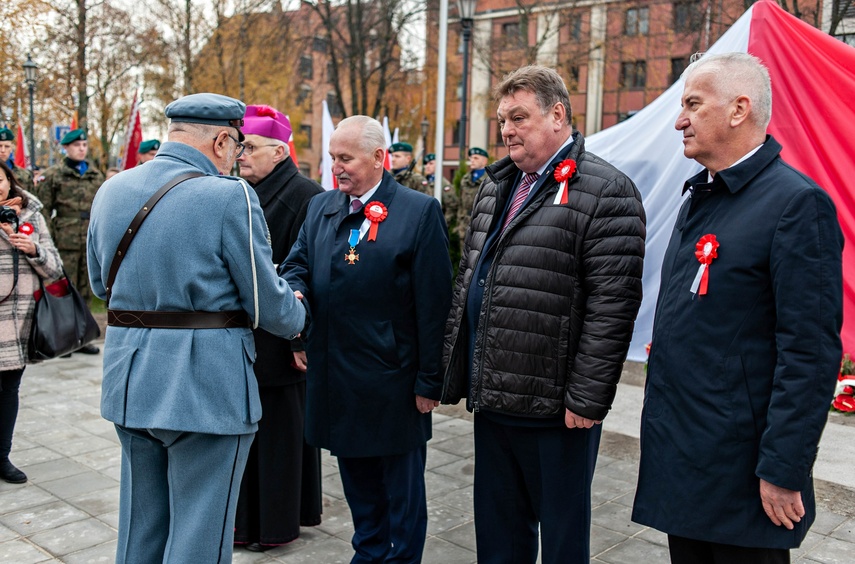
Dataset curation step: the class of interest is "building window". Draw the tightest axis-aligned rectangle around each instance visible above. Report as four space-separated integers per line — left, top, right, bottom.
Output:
326 92 343 118
620 60 647 89
300 125 312 148
495 119 505 144
673 2 700 33
312 36 328 53
567 65 580 92
326 61 336 83
296 84 313 106
670 57 689 84
451 120 461 145
625 7 649 36
501 21 526 48
568 14 582 42
502 21 520 37
299 55 314 80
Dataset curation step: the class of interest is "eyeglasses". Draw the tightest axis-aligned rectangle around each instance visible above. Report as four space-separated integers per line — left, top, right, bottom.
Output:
242 143 280 156
214 132 246 158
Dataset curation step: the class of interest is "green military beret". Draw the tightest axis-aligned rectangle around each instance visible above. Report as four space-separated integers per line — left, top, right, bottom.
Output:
60 129 87 145
468 147 488 158
0 127 14 142
165 93 246 141
138 139 161 154
423 153 436 165
389 142 413 154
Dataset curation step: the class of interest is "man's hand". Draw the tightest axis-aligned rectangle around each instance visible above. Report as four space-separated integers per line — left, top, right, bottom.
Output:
760 479 804 530
292 351 307 372
415 395 439 414
564 408 602 429
294 290 304 300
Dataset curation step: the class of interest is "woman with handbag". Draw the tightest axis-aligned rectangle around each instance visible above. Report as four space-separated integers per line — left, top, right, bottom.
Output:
0 161 63 483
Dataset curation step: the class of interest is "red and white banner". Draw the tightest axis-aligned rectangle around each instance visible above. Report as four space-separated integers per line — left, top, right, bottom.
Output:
586 0 855 360
14 123 28 170
382 117 392 170
320 100 336 190
119 92 142 171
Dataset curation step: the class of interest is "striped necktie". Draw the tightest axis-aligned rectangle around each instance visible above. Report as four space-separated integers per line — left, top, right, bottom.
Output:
501 172 539 232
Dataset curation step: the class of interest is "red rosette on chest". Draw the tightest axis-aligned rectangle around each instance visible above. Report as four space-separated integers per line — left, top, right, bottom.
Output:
692 234 719 295
554 159 577 183
364 201 388 241
18 222 34 236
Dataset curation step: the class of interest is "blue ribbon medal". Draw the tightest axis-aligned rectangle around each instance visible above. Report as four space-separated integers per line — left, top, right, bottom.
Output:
345 229 360 265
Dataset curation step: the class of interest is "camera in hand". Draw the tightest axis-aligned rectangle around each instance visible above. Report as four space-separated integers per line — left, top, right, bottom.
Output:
0 206 19 232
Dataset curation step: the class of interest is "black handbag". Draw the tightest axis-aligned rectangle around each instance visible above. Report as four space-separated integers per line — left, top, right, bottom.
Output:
28 269 101 362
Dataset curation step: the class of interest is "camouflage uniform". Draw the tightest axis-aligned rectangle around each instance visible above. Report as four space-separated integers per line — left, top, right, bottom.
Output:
421 175 457 229
35 159 104 302
8 163 33 189
394 168 431 196
457 169 487 239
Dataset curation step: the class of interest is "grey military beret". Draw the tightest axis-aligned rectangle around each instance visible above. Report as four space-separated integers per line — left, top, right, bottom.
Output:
165 93 246 140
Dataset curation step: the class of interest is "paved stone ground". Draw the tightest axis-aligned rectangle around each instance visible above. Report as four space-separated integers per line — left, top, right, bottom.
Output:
1 348 854 563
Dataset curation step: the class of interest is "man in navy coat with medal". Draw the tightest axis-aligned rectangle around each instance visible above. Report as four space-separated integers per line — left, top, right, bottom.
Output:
281 115 452 563
633 53 844 563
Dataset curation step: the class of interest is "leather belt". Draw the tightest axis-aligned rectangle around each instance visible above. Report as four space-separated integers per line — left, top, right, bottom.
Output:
107 309 250 329
56 211 90 219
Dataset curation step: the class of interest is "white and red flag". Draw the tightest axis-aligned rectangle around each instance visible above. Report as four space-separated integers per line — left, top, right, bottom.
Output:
585 0 855 359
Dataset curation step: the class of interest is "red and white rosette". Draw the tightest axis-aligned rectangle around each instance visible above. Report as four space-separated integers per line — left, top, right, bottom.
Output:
18 222 34 236
552 159 577 205
364 201 388 242
690 234 719 296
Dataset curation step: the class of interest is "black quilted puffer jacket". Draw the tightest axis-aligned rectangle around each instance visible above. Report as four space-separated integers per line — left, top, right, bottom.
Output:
440 132 646 421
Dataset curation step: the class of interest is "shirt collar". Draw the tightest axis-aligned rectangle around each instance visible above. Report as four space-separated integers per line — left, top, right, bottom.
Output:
535 133 575 177
349 181 382 206
707 143 764 183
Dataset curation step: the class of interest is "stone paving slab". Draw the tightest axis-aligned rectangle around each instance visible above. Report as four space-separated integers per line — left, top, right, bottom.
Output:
1 354 854 563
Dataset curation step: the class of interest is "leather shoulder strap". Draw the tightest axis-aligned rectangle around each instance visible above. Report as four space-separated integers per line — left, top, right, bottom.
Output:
106 172 204 304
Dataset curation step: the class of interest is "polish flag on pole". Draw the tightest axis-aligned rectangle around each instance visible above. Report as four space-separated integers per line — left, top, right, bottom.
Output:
119 92 142 171
14 123 28 170
382 117 392 170
585 0 855 359
392 127 400 145
320 100 336 191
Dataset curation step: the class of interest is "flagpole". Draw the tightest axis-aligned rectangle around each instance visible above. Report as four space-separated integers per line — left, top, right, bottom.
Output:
433 0 449 202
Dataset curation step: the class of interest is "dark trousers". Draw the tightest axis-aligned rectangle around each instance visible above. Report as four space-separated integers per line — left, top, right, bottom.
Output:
234 382 322 546
114 425 254 564
337 446 428 564
668 535 791 564
0 369 25 460
473 414 602 564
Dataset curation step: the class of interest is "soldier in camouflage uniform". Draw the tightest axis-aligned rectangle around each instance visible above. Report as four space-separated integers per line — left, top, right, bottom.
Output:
421 153 457 229
0 128 34 189
35 129 103 355
389 142 430 196
456 147 489 240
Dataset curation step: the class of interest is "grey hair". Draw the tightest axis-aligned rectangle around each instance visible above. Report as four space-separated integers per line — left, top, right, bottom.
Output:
494 65 572 125
682 52 772 129
167 122 224 141
336 115 386 154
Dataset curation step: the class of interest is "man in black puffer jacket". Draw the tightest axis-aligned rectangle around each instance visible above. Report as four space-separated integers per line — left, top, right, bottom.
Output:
441 65 646 564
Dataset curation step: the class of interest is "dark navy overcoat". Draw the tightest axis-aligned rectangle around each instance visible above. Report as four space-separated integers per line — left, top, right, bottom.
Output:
282 173 452 457
632 137 844 549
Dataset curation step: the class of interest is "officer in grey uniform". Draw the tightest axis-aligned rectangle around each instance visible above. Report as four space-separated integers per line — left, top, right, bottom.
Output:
87 93 306 564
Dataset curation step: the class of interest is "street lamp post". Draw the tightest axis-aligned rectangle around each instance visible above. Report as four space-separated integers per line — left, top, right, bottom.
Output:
420 117 430 175
23 54 38 174
456 0 476 164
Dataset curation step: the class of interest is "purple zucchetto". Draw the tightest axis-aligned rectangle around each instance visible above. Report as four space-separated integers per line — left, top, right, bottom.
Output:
242 105 292 143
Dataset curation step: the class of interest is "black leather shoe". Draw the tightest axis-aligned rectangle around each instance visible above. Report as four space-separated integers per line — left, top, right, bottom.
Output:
77 344 100 355
245 543 271 552
0 459 27 484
